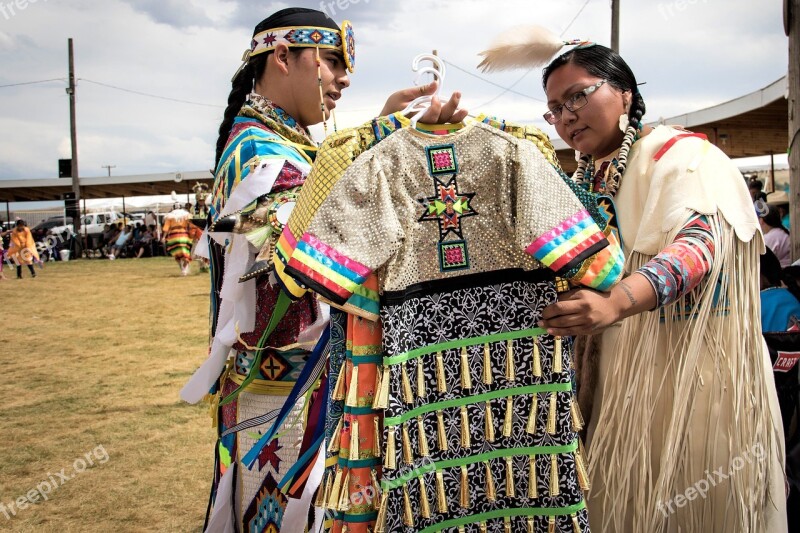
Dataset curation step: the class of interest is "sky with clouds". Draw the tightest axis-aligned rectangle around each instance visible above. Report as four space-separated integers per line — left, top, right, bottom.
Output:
0 0 790 183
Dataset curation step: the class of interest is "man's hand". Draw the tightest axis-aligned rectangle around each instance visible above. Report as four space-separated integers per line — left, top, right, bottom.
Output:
380 81 468 124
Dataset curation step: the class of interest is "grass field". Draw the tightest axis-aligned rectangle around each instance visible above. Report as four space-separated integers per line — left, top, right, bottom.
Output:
0 257 215 532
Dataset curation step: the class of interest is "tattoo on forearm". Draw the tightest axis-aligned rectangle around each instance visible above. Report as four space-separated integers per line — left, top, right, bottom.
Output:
620 281 637 307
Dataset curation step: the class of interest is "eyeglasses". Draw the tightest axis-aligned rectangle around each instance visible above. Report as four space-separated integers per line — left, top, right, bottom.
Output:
543 79 607 125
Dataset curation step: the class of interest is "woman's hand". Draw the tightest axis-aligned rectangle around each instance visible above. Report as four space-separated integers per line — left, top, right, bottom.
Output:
539 274 658 336
539 288 621 336
380 81 468 124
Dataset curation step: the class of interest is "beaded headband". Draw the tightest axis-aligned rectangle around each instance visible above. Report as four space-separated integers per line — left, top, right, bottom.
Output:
237 21 355 76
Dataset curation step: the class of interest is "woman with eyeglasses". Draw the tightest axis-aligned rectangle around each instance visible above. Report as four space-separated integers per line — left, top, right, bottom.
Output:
538 44 787 532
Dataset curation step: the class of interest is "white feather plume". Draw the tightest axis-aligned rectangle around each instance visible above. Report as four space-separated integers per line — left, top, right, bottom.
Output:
477 25 565 73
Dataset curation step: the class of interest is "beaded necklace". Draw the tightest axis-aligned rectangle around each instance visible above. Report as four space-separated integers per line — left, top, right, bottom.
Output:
573 123 641 197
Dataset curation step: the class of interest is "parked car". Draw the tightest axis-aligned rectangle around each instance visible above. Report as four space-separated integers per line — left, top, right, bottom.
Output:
32 217 74 242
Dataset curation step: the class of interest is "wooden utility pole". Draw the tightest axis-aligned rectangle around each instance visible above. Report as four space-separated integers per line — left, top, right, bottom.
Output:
611 0 620 53
68 38 81 234
788 0 800 260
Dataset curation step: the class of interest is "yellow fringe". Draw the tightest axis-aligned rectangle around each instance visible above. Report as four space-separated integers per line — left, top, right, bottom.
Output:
485 401 496 442
419 475 432 519
436 351 447 393
505 339 516 381
374 492 389 533
417 415 430 457
526 393 539 434
503 396 514 438
373 366 390 409
528 454 538 498
550 454 560 496
532 340 542 377
401 363 414 404
385 427 396 470
460 406 471 448
402 423 413 465
548 516 556 533
332 364 347 400
575 448 591 491
436 470 448 513
373 416 381 458
483 343 493 385
461 346 472 390
328 416 344 453
349 418 360 461
527 517 535 533
327 466 343 509
460 465 470 509
485 461 496 502
314 471 327 507
504 517 512 533
571 513 582 533
547 392 557 435
370 469 381 507
570 394 584 432
345 364 359 407
337 470 351 511
437 410 449 451
417 359 426 398
480 522 488 533
402 484 414 527
554 336 562 374
505 456 516 497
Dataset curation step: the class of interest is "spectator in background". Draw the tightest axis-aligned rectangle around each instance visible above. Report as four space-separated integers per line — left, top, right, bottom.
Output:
131 226 154 258
766 190 791 231
760 247 800 332
749 177 768 202
757 200 791 267
108 224 133 260
145 210 158 229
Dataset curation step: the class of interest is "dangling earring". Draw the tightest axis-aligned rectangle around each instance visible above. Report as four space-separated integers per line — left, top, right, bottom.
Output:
315 47 328 137
618 113 629 133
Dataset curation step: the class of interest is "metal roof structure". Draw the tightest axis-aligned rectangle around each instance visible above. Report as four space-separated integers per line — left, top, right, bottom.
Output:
0 170 213 202
554 75 789 173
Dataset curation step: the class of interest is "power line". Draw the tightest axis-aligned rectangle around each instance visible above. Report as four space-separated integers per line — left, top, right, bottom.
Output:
442 60 544 102
0 78 66 88
79 79 223 108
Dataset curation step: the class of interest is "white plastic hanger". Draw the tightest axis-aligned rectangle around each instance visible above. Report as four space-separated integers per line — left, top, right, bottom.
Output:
399 54 446 127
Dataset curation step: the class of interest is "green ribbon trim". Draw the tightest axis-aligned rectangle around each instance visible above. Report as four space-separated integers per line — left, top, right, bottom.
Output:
380 441 578 491
351 355 383 365
344 406 378 416
331 510 378 523
383 383 571 427
337 456 381 469
383 327 547 366
220 290 292 406
418 501 586 533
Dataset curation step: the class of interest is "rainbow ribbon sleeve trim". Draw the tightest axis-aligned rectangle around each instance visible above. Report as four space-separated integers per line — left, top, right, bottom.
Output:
286 232 372 304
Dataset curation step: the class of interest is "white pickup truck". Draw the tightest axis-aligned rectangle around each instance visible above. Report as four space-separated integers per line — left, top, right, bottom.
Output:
80 212 126 236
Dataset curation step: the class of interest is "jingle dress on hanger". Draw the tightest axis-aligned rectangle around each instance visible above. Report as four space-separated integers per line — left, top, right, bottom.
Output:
285 121 625 532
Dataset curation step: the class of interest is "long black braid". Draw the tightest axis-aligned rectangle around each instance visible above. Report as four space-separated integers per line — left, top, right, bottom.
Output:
213 8 339 171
